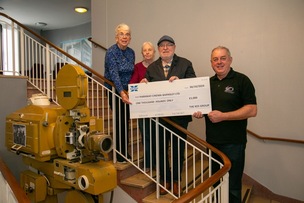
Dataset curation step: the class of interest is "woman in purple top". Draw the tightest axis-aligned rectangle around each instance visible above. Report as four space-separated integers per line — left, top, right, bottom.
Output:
129 42 155 172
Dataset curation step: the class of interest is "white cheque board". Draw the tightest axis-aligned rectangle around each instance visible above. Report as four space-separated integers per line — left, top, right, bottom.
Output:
128 77 212 119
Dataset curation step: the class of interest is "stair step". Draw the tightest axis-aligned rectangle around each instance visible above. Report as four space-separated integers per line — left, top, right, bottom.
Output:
140 157 209 202
114 162 133 171
143 192 175 203
114 151 144 171
142 184 255 203
121 171 156 188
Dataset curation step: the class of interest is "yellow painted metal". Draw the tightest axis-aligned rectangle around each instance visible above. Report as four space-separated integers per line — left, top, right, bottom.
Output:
20 170 47 202
6 104 65 161
22 156 71 190
64 190 94 203
53 159 116 195
43 195 59 203
56 64 87 110
5 64 117 203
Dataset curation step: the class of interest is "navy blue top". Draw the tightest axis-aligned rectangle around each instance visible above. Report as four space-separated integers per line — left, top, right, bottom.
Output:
104 44 135 93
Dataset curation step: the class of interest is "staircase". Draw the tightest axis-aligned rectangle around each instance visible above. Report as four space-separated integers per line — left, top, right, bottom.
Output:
3 12 301 203
27 80 283 203
115 152 254 203
116 147 210 203
115 160 286 203
2 11 230 202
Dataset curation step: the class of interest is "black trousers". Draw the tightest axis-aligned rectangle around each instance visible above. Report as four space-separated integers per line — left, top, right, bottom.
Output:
210 143 246 203
159 119 188 182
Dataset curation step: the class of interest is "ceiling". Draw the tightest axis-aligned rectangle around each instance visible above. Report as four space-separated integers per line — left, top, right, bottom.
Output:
0 0 91 31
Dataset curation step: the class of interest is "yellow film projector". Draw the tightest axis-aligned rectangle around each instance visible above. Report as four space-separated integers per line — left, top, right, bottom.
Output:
5 64 117 203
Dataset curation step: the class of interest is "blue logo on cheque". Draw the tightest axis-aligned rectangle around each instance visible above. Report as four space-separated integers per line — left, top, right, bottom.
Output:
130 85 138 92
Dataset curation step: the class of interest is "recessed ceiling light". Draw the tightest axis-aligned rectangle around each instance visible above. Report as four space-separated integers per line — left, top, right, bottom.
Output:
75 7 88 13
35 22 47 27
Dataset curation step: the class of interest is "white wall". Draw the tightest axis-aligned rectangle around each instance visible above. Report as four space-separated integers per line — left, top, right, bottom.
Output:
91 0 304 201
0 77 28 180
41 22 91 46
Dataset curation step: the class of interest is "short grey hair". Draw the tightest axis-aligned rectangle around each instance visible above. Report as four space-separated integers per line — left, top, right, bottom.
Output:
211 46 231 57
115 23 131 36
141 41 155 52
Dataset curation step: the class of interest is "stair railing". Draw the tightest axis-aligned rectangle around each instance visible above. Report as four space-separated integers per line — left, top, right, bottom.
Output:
247 129 304 144
1 12 231 203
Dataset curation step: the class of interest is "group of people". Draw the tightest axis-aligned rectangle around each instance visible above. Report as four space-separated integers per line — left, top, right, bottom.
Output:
104 23 257 202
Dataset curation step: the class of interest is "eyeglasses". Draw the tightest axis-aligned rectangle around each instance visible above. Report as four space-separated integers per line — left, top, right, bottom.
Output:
118 32 131 38
159 43 174 48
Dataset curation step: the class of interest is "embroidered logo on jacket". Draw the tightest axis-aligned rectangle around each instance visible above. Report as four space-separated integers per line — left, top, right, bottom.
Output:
224 86 235 94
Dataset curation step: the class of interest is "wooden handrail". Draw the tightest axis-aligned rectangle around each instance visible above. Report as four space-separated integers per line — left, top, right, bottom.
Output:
88 37 107 51
0 157 30 203
247 129 304 144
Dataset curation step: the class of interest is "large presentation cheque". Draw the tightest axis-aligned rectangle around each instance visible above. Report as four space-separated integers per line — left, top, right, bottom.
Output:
128 77 212 119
